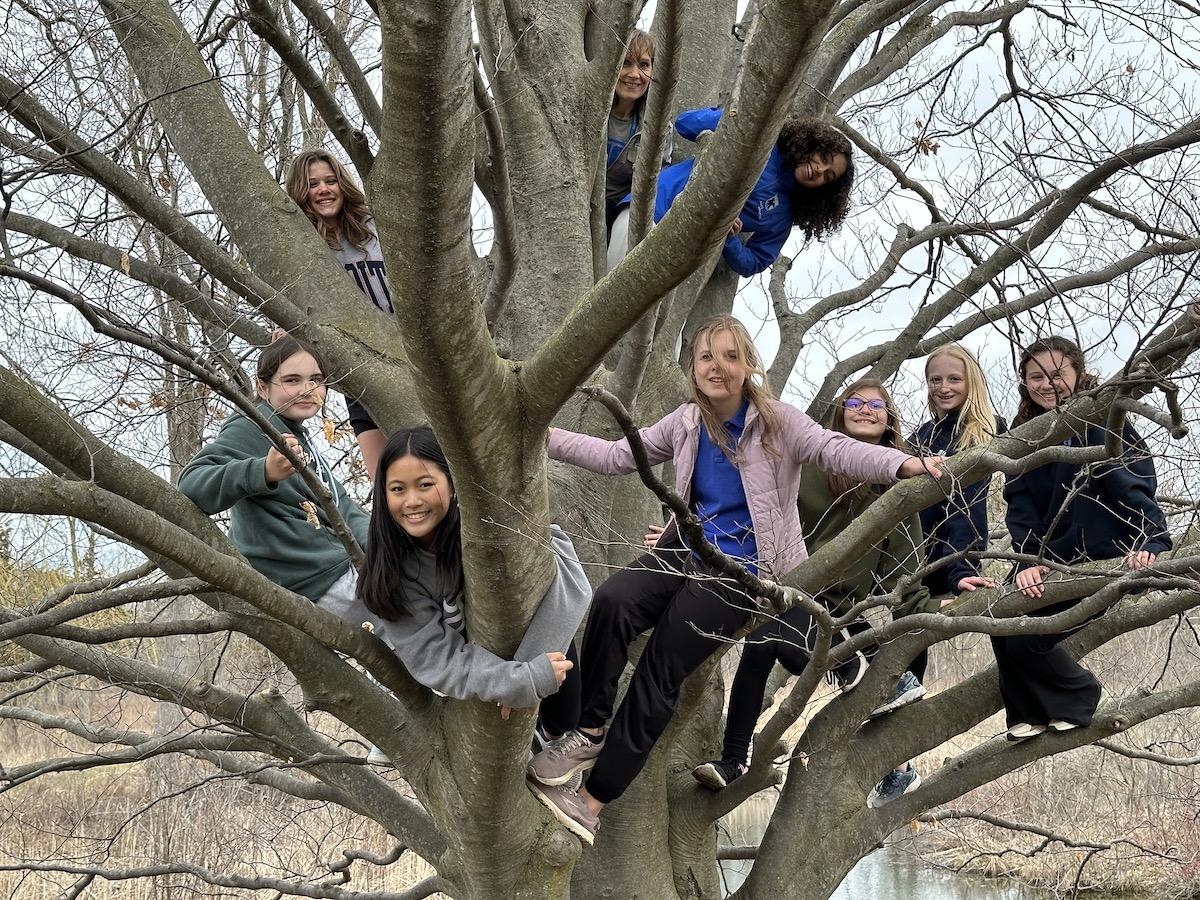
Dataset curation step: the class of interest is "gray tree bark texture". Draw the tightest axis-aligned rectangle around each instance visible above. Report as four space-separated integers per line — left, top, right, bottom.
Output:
2 1 1200 898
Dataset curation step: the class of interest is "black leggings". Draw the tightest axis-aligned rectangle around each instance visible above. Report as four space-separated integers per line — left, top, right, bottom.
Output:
991 599 1100 727
575 539 757 804
537 642 581 737
720 610 929 766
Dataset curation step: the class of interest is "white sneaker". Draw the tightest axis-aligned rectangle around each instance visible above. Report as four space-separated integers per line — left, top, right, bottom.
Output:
1006 722 1047 741
1048 719 1079 732
366 746 393 766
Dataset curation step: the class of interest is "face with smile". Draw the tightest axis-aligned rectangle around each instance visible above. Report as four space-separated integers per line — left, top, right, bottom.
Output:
1023 349 1079 411
841 388 889 444
613 50 652 114
794 152 848 190
305 160 343 225
257 351 326 423
925 353 969 415
385 454 453 546
693 329 747 412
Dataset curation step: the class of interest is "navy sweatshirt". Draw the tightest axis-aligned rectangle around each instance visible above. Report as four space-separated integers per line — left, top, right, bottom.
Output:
1004 419 1171 570
910 411 1007 595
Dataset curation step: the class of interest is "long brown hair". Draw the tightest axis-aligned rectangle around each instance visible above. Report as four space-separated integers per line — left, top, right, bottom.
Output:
924 344 999 449
1013 335 1099 427
685 315 779 459
284 149 373 251
824 377 909 505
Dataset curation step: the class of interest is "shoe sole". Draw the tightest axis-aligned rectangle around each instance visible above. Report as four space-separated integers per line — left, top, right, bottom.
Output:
527 756 598 787
868 684 927 719
866 770 922 809
1048 720 1079 732
527 781 596 846
692 763 729 790
1006 727 1047 741
837 655 868 694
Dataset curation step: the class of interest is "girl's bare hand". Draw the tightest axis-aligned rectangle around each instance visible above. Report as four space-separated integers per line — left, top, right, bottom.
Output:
643 524 665 550
899 455 944 479
264 434 305 483
1015 565 1050 598
547 651 573 687
956 575 996 593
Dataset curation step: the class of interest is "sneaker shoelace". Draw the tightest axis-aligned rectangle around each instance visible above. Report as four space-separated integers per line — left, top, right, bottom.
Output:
547 730 590 758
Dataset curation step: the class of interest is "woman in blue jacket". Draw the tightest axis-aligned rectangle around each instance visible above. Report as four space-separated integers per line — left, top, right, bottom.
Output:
996 336 1170 740
613 108 855 277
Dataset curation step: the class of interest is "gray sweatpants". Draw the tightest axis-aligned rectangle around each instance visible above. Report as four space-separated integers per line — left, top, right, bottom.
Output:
315 566 392 649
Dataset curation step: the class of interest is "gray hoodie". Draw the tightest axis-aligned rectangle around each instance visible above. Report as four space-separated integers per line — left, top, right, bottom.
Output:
334 218 392 315
382 526 591 708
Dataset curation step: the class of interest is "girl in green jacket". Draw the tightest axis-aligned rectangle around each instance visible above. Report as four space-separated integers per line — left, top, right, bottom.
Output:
690 377 940 807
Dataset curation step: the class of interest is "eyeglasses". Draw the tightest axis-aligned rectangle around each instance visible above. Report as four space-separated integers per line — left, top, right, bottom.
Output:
273 375 327 388
844 398 886 411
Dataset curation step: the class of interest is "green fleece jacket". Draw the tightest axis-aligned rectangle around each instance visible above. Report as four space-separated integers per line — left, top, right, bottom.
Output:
178 402 369 601
798 465 939 619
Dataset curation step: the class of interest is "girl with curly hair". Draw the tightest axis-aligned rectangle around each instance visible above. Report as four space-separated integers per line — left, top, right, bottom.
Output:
284 149 392 477
610 109 854 277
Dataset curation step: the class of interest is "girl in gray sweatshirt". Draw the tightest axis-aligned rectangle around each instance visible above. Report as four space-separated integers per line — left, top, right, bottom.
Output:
356 427 590 718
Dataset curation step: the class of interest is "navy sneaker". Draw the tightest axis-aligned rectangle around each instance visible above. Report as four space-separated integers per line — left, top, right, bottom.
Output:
868 670 927 719
692 758 748 790
867 764 921 808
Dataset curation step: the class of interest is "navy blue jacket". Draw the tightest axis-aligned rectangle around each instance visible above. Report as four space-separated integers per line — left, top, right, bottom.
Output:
910 411 1007 596
633 107 797 277
1004 420 1171 570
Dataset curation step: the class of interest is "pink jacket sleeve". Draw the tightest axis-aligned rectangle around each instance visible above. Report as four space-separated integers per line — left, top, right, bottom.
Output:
548 406 682 475
778 403 910 484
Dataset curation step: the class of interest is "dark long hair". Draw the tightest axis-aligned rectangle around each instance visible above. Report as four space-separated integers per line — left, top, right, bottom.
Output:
1013 336 1099 427
356 427 463 620
776 118 855 241
823 377 909 506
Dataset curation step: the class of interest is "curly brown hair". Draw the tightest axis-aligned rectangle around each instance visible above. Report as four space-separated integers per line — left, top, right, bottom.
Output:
776 118 854 241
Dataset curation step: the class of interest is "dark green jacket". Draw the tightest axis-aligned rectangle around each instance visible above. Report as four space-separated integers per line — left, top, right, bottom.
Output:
178 402 369 601
798 465 938 619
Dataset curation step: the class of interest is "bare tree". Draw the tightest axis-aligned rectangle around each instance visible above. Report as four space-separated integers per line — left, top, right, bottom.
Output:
1 1 1199 898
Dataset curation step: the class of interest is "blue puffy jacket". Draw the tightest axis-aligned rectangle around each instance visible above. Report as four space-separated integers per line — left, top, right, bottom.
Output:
627 107 796 277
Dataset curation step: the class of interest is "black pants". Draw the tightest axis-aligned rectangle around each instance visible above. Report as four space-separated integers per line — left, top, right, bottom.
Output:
537 642 581 737
990 599 1101 728
720 610 929 765
577 539 756 804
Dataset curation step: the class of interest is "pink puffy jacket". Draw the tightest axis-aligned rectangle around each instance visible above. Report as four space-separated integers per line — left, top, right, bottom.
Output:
548 400 911 578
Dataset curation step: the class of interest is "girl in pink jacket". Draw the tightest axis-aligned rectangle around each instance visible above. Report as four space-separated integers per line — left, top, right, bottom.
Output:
526 314 941 845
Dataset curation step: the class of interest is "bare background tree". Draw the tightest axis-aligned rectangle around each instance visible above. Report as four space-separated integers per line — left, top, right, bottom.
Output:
1 0 1199 898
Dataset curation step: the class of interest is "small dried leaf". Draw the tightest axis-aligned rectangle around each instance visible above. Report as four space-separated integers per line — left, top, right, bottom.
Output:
910 820 921 833
157 171 174 192
323 417 336 444
300 500 321 529
120 251 131 275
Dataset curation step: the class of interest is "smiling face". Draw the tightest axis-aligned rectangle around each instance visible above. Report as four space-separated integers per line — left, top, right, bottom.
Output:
305 160 343 225
925 352 969 415
614 49 652 111
1023 349 1079 411
385 454 453 546
793 151 848 189
257 350 326 422
692 328 747 409
841 387 889 443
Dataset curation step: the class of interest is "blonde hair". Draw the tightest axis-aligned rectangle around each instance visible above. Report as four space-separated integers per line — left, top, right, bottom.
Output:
284 149 373 251
924 344 999 449
685 315 779 459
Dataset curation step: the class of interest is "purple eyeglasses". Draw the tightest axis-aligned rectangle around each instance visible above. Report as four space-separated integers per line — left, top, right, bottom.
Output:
844 398 887 411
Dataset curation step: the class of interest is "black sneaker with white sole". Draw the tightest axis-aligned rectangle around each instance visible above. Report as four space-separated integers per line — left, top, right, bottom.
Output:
692 758 748 790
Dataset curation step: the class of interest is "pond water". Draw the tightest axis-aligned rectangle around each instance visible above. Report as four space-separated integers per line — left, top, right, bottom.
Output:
718 795 1052 899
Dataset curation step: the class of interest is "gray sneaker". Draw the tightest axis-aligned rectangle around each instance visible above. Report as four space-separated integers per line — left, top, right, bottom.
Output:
867 764 921 808
527 779 599 846
868 670 927 719
527 729 604 786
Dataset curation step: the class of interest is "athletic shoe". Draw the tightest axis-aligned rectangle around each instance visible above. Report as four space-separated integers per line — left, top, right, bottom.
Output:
833 651 868 693
867 764 922 808
1048 719 1080 732
1006 722 1047 741
366 746 392 766
868 670 927 719
692 758 748 790
527 729 604 786
527 779 599 846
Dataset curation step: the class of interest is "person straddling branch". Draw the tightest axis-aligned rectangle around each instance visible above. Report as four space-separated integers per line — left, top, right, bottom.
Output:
995 336 1171 741
677 378 942 809
355 427 591 751
525 315 943 846
284 149 393 478
608 108 854 277
604 28 673 242
179 337 385 636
